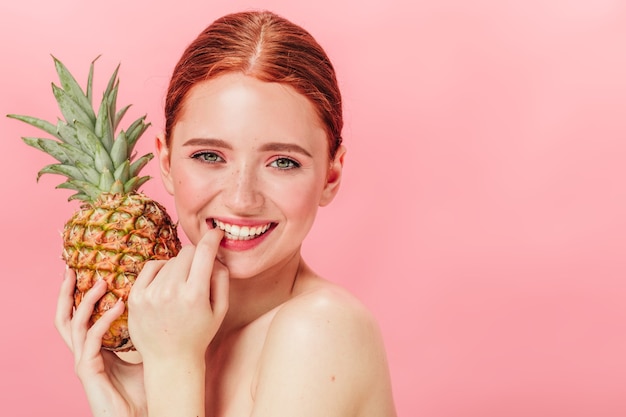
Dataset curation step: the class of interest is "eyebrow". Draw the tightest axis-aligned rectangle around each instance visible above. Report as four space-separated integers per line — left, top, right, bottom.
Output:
183 138 232 149
183 137 312 158
259 142 312 158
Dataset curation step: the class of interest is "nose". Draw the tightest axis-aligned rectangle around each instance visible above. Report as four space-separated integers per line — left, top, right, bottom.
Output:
222 164 264 213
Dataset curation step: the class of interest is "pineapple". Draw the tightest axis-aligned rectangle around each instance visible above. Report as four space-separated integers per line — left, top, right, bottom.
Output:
8 56 181 351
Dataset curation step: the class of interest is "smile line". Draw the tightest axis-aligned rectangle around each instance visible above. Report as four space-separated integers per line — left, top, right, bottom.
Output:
212 219 273 240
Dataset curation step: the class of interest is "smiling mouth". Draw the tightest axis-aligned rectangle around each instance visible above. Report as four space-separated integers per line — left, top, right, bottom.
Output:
212 219 273 241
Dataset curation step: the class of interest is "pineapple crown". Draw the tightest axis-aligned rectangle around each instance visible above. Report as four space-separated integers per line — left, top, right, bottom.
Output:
7 56 153 203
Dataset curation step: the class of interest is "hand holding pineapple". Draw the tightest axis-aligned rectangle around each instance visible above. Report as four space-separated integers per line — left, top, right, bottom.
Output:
56 267 147 417
128 227 229 362
128 228 230 415
54 228 230 417
10 54 229 416
8 57 182 351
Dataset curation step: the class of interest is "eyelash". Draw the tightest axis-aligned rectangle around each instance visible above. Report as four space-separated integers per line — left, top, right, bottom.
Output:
191 151 224 163
190 152 301 170
269 157 301 170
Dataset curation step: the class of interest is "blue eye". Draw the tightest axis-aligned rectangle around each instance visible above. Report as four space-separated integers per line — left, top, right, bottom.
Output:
270 157 300 170
192 151 224 163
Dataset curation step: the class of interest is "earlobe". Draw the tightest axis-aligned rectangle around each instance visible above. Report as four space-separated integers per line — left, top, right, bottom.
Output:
319 145 346 207
155 133 175 196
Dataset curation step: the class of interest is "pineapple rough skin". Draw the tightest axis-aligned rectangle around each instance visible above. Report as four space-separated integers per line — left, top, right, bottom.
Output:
7 57 182 351
64 192 181 351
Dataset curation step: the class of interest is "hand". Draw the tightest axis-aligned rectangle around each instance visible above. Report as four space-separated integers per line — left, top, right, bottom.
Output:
55 268 147 417
127 227 229 362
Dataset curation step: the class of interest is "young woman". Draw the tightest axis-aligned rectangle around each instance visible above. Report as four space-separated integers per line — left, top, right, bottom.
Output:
55 10 397 417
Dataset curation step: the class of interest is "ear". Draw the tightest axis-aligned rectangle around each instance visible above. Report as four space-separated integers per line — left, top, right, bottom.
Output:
155 133 175 196
319 144 346 207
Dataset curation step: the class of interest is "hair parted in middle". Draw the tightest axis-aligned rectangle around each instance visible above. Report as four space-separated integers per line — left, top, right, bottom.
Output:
164 10 343 159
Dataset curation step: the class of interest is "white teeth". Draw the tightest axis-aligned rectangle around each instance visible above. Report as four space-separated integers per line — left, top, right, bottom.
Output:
213 220 271 240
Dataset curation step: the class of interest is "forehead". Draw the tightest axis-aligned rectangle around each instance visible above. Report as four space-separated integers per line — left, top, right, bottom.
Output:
173 73 327 150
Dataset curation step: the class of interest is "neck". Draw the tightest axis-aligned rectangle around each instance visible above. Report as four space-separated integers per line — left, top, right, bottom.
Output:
217 250 303 335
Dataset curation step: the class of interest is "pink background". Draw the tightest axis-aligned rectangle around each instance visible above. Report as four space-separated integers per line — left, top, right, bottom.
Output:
1 0 625 416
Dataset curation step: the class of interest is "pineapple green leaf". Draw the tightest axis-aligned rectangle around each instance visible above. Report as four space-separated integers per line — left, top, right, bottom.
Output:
113 160 131 184
52 84 95 130
114 104 131 132
86 56 101 104
94 143 115 173
98 168 115 191
14 57 155 200
104 64 120 99
22 137 93 166
104 65 120 125
52 55 96 122
67 192 89 202
110 180 125 194
6 114 63 141
129 154 154 178
110 130 129 168
56 119 82 148
105 81 119 128
94 96 114 151
126 117 150 150
75 161 101 185
22 136 57 157
56 179 102 201
124 175 151 194
37 164 85 182
75 120 106 157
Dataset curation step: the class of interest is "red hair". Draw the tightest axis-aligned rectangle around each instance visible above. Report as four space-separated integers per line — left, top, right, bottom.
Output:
164 10 343 159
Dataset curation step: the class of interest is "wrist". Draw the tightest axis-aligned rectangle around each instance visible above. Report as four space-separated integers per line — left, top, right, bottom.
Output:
141 351 206 372
81 377 134 417
142 356 206 417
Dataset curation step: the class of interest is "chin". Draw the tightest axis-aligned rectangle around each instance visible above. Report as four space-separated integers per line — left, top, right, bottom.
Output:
216 255 262 280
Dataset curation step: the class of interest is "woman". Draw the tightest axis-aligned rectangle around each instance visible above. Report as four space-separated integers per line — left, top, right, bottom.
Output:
56 10 397 417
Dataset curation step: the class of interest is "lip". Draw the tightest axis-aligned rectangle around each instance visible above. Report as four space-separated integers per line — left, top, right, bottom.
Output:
208 217 276 251
211 217 274 227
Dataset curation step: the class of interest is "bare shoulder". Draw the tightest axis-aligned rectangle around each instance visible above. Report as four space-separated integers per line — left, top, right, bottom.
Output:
273 280 380 346
252 278 397 417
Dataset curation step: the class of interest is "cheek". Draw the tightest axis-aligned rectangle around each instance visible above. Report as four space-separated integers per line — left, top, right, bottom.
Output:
170 169 198 208
169 166 216 239
170 161 216 201
274 177 324 222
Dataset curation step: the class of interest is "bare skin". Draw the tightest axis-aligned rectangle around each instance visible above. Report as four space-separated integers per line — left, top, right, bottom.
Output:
201 259 395 417
55 73 397 417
